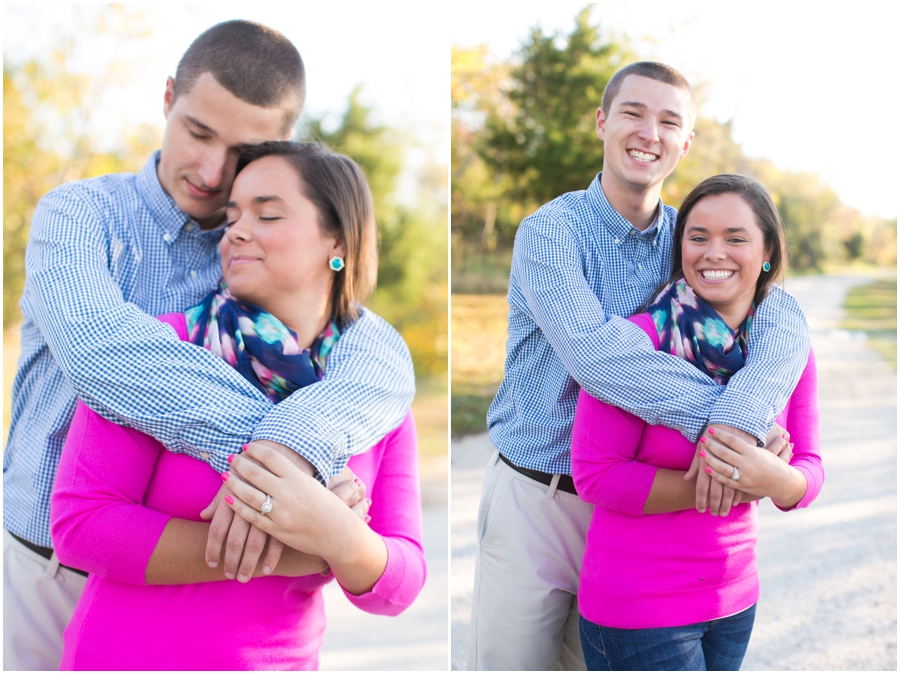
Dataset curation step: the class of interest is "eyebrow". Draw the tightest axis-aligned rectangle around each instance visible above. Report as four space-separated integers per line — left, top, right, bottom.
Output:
618 101 684 121
687 225 752 234
185 115 216 136
225 195 287 209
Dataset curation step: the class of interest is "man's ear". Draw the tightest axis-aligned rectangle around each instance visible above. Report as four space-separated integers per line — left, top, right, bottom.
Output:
595 107 607 141
681 130 695 159
163 76 176 119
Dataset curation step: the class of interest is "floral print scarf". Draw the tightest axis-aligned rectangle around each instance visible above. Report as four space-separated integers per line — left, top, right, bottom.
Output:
646 277 753 384
185 282 340 403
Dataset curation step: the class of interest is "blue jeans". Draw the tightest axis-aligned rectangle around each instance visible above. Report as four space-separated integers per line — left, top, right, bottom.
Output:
579 604 756 671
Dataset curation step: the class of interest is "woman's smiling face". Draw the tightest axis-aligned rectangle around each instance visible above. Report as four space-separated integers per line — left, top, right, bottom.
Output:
681 192 771 328
220 155 344 327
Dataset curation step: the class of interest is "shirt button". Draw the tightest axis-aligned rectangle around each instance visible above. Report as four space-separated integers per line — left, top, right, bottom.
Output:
163 233 172 243
638 264 643 270
184 222 194 232
614 238 620 245
190 270 198 279
200 452 210 460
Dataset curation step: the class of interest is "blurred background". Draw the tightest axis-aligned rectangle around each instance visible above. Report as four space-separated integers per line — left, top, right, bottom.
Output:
4 3 448 669
450 4 896 669
451 3 896 436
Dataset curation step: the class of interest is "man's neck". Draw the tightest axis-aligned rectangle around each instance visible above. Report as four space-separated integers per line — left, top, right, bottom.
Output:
599 172 662 231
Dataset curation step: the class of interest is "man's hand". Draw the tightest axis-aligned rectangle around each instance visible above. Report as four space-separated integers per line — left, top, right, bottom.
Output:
200 441 369 582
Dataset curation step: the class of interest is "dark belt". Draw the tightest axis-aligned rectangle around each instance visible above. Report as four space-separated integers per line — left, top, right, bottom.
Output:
9 532 89 577
499 452 578 495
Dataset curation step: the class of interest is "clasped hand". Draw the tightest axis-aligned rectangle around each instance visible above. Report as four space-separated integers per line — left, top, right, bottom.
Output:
200 440 369 582
684 423 792 516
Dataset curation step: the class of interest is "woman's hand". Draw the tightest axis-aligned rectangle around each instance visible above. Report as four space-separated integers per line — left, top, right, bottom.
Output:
224 443 388 595
700 427 807 509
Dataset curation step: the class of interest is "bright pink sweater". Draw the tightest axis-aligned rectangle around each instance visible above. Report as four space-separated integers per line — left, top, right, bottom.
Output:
571 312 823 629
51 313 426 670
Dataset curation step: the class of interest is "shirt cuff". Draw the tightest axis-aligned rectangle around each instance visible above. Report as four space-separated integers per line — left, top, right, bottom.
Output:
339 538 422 616
105 507 172 586
708 390 775 445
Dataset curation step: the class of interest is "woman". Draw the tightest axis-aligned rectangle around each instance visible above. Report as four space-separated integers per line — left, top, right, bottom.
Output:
50 142 425 670
571 175 823 671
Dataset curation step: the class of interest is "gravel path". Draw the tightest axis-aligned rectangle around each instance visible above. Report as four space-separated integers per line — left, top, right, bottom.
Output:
450 275 897 671
319 456 449 671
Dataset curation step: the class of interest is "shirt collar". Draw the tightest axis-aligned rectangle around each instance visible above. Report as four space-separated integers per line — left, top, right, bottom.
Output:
135 151 224 244
586 172 668 246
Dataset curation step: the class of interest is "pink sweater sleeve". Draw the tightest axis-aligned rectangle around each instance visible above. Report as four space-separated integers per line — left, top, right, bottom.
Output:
778 348 824 510
50 401 171 585
50 313 186 585
571 314 659 516
340 412 426 615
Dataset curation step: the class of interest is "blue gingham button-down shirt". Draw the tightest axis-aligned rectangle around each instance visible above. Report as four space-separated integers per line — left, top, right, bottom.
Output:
5 151 414 548
487 173 810 475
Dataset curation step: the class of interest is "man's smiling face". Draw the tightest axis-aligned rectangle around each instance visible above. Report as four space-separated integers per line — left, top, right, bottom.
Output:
596 74 694 196
157 71 287 229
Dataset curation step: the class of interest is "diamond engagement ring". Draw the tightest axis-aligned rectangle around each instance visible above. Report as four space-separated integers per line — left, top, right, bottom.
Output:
731 465 740 481
261 494 273 515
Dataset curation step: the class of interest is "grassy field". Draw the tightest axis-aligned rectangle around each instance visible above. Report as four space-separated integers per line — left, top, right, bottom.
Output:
3 325 447 475
450 294 508 436
841 278 897 368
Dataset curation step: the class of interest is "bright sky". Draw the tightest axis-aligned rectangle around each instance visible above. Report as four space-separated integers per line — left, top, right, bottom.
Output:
3 3 449 179
452 1 897 220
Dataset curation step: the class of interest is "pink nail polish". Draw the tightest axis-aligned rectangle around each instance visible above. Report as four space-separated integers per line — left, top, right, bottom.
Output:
221 472 229 482
367 498 373 507
708 428 716 435
699 449 707 458
705 466 712 474
699 437 706 444
225 495 234 506
242 444 248 452
782 434 787 440
354 478 362 486
227 455 234 464
364 515 371 524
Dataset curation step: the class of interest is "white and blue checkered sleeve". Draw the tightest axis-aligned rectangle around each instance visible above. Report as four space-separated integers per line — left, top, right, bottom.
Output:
516 212 725 441
26 184 274 473
252 308 415 480
708 286 811 442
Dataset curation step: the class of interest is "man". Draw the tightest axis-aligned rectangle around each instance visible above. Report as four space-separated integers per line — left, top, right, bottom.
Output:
4 21 414 670
468 62 809 670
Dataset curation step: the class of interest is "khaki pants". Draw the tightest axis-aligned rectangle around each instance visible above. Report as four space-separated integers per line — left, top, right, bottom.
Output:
468 451 593 671
3 530 87 671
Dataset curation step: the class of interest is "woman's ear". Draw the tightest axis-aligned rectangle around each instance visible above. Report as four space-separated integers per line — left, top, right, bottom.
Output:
331 233 346 261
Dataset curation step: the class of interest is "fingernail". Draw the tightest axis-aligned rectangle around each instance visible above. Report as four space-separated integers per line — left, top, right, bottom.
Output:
364 515 371 524
698 508 706 514
354 478 362 486
224 572 235 580
699 449 706 458
699 437 706 444
242 444 248 452
367 498 372 507
262 565 271 575
708 428 716 435
207 560 217 568
221 472 229 482
705 466 712 474
225 495 234 506
227 455 234 464
782 434 787 440
237 574 248 583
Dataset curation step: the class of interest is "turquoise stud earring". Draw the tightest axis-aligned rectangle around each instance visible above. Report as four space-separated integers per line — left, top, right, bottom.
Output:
762 261 771 272
329 256 345 272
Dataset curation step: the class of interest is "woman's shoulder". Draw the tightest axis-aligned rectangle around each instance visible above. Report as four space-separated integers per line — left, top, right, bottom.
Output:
628 312 660 349
156 312 189 340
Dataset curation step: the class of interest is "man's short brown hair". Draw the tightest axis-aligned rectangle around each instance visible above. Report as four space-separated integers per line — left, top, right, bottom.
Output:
173 20 305 136
602 61 696 126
